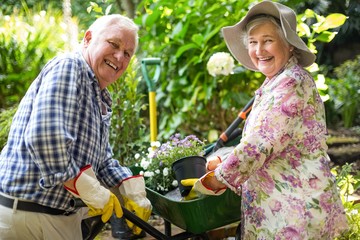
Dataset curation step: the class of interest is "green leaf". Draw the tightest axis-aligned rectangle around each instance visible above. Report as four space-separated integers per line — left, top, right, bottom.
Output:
105 5 112 15
304 9 316 19
175 43 198 58
316 13 347 32
191 33 204 47
315 31 337 43
171 21 184 39
297 22 311 37
144 10 161 26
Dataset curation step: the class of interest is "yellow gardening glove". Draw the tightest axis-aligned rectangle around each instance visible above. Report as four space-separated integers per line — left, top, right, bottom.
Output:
181 171 227 201
180 178 199 200
88 193 123 223
65 165 123 223
119 175 152 235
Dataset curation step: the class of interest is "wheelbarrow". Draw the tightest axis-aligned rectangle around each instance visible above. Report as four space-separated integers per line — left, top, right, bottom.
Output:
81 58 254 239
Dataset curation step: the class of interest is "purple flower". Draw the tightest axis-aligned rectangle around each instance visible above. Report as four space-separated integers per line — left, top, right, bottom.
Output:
289 157 301 169
243 143 258 157
308 176 320 189
319 192 333 213
281 99 302 117
281 174 302 188
302 105 316 119
269 199 282 215
277 77 297 90
249 206 266 227
304 135 320 152
275 226 301 240
280 134 291 144
223 154 240 171
257 169 275 194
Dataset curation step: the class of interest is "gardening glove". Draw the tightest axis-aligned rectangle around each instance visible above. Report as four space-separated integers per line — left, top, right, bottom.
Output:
119 175 152 235
206 155 222 171
64 165 123 223
181 171 227 200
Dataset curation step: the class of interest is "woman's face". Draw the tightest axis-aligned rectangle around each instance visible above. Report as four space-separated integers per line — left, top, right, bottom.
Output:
247 21 292 79
82 24 136 89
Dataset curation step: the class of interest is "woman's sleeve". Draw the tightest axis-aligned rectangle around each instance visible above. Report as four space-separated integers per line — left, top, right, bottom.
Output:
215 76 306 192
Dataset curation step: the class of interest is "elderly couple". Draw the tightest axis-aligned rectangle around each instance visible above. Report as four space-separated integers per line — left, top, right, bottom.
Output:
0 1 347 239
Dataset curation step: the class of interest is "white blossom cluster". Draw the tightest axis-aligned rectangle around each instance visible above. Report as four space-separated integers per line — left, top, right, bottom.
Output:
206 52 235 77
136 141 178 193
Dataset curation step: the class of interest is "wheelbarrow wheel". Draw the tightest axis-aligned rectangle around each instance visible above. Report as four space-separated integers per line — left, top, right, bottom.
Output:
235 222 242 240
191 233 209 240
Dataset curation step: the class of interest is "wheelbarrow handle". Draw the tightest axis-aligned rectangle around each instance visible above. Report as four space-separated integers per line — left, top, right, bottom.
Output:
71 198 169 240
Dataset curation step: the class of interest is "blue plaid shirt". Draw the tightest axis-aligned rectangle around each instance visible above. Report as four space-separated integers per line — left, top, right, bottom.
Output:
0 51 132 211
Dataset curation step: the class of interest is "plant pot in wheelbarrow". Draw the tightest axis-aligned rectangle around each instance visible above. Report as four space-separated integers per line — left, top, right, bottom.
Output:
172 155 207 197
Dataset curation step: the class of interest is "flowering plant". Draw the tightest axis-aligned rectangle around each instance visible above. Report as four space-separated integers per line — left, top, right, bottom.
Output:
137 134 206 194
206 52 235 77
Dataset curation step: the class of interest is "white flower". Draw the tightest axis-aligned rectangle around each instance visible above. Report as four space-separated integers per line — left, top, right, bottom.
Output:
207 52 235 77
140 158 151 170
134 153 141 160
163 167 169 176
151 141 161 148
172 180 178 187
155 169 160 174
144 171 154 177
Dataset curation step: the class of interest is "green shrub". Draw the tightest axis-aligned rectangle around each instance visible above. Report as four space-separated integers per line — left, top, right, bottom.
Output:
327 55 360 128
0 106 18 149
134 0 257 141
0 7 71 109
333 163 360 239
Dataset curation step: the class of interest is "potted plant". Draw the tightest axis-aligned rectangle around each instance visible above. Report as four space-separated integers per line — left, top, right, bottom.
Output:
137 133 206 195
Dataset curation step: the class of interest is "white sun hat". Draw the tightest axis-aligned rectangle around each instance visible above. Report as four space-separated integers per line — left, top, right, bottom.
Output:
221 0 316 71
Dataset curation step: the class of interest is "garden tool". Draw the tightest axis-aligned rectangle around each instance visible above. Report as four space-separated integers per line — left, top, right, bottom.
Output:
141 58 161 142
210 96 255 153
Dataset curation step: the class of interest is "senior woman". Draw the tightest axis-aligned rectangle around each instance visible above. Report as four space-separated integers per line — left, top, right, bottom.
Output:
183 1 348 239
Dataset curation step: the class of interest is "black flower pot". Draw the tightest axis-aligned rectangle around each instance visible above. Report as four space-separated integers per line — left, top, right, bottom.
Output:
171 156 206 197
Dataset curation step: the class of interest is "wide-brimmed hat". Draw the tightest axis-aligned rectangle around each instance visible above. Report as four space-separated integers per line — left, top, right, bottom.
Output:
222 0 316 71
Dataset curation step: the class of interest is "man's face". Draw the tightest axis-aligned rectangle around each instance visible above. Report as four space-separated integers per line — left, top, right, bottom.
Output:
82 24 136 89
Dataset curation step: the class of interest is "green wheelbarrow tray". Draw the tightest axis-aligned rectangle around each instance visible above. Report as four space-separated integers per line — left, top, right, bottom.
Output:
145 187 241 234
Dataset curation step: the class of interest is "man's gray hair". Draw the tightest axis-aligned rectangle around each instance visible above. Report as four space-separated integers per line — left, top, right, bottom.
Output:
86 14 139 50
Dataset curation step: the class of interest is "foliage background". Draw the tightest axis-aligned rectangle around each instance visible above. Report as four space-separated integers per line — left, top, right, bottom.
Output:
1 0 359 159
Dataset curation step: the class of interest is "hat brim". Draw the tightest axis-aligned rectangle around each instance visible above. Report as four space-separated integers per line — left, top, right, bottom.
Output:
222 1 315 71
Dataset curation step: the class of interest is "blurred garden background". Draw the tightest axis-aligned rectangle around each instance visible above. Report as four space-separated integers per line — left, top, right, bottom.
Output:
0 0 359 238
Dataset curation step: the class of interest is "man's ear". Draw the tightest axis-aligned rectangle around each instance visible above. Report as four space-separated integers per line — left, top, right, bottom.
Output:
83 30 92 47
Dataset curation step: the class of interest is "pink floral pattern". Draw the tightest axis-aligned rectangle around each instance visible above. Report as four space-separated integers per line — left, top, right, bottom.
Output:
215 58 348 239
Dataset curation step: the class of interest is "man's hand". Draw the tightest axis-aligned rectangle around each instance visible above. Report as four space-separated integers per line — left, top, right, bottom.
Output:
181 171 227 200
64 165 123 223
119 175 152 235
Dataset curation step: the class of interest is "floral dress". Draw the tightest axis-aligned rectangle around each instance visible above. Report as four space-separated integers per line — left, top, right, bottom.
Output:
215 57 348 239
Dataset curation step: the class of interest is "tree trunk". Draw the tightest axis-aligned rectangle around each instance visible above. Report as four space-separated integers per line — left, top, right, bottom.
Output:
115 0 135 19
